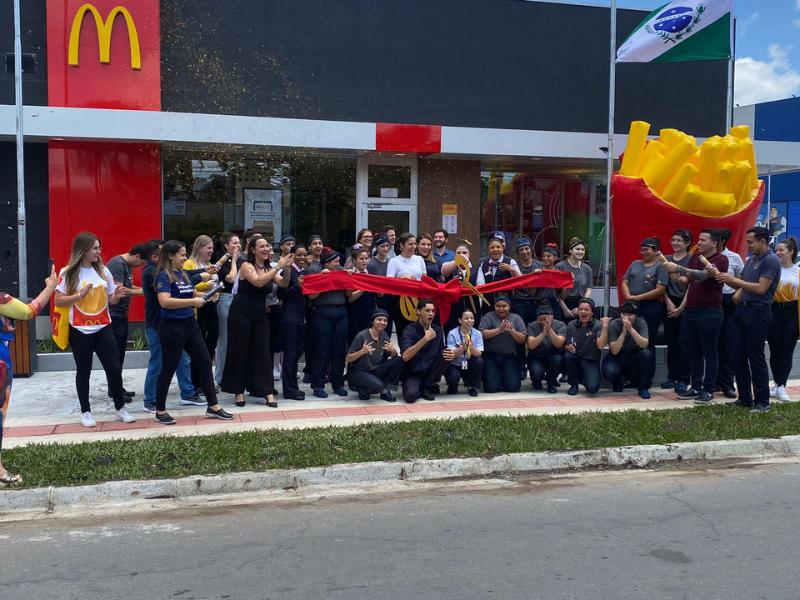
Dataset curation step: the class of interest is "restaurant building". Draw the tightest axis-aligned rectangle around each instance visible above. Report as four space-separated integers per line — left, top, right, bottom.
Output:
1 0 733 324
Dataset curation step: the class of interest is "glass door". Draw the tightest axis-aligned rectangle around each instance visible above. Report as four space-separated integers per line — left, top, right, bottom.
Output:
356 157 418 235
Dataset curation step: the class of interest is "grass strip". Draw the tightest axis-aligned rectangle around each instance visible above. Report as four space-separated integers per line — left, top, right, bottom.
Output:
5 403 800 489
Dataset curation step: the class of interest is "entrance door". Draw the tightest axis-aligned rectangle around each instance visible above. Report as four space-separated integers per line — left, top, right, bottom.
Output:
356 157 418 235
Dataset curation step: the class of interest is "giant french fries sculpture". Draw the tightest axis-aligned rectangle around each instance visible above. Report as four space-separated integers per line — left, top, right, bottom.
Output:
612 121 765 301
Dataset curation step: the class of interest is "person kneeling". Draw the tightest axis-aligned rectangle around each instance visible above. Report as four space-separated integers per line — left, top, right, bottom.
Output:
479 295 527 393
346 309 404 402
563 298 609 395
400 299 453 402
445 308 484 396
601 301 652 399
526 302 567 393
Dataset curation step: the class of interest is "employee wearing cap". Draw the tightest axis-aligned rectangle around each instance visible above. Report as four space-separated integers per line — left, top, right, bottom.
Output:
526 302 567 393
563 298 609 395
601 301 651 399
479 295 527 393
513 237 542 378
278 235 296 258
307 247 349 399
713 226 781 412
367 233 395 337
621 237 668 381
477 233 521 315
346 309 403 402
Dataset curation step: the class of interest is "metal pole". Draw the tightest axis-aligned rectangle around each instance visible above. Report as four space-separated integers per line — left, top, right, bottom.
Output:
603 0 617 315
13 0 28 300
725 14 735 131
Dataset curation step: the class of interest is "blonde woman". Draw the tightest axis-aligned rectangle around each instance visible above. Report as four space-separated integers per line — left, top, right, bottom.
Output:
184 234 220 395
54 232 132 427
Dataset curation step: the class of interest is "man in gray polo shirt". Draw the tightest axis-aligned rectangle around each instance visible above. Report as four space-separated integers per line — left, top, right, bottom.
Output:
601 301 651 399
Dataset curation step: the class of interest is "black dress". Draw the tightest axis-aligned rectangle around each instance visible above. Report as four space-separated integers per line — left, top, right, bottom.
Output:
221 270 273 397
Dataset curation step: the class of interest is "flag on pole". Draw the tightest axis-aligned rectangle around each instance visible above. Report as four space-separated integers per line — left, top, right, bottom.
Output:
616 0 732 63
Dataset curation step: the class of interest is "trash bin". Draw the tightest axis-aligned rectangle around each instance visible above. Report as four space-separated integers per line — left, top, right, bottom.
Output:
9 318 36 377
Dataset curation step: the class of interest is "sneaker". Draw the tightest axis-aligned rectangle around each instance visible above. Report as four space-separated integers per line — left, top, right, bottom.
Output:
180 394 206 406
546 385 557 394
612 384 624 393
142 403 157 414
726 400 752 408
721 387 738 399
446 385 458 395
357 391 371 401
693 391 713 405
80 411 97 428
468 388 479 397
674 382 688 395
750 404 770 413
777 386 791 402
532 381 542 391
429 384 441 395
115 407 136 423
155 412 176 425
380 389 396 402
677 388 700 400
333 387 349 397
206 407 234 420
313 388 328 399
638 389 651 400
660 379 675 390
770 384 778 398
567 384 578 396
420 390 435 401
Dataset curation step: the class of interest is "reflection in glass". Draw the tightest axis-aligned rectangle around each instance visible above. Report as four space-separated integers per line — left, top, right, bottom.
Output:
367 164 411 198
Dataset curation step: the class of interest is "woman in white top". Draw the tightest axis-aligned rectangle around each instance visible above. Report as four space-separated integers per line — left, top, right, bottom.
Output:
386 233 426 338
767 237 800 402
54 232 131 428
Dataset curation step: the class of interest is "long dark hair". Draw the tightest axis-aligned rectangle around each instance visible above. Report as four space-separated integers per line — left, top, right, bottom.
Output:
155 240 186 284
779 237 799 262
246 235 267 265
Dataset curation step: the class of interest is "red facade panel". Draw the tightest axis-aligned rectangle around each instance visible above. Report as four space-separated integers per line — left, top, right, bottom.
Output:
376 123 442 154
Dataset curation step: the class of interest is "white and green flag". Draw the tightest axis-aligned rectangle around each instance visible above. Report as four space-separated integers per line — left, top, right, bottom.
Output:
616 0 732 63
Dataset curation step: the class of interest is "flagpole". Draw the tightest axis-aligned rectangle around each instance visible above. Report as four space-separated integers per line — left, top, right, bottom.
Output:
725 11 735 130
603 0 617 316
14 0 28 300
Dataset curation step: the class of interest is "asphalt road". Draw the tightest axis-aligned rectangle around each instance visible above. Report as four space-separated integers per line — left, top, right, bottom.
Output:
2 459 800 600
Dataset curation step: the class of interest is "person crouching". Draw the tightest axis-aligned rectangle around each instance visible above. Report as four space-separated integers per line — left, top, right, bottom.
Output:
526 302 567 393
400 299 453 402
444 308 485 396
601 300 652 399
346 309 404 402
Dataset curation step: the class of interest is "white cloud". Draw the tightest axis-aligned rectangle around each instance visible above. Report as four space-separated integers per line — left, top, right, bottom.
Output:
734 44 800 105
739 12 759 36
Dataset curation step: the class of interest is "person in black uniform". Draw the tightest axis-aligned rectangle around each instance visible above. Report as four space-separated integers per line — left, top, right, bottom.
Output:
308 248 349 399
276 244 308 401
400 299 454 402
346 309 404 402
221 235 291 408
526 303 567 393
346 245 376 346
601 301 652 399
563 298 610 395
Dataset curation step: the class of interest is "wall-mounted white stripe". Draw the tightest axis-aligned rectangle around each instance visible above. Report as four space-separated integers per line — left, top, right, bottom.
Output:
733 104 756 137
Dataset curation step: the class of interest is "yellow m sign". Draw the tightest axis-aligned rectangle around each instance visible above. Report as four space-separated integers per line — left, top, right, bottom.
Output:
67 3 141 69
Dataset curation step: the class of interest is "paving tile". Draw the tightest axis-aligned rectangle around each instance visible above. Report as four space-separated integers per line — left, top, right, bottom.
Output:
324 407 370 417
99 420 150 432
53 422 94 434
281 409 328 420
518 398 562 408
406 403 449 412
5 425 56 438
481 400 526 409
238 411 286 422
364 405 412 415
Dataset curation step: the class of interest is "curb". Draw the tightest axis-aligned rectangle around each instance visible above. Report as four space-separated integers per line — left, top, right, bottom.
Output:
3 435 800 515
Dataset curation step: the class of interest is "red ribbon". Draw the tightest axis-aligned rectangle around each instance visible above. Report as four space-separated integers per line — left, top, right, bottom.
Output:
302 270 573 323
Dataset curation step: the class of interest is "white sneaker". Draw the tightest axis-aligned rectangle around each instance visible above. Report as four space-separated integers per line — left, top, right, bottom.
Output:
770 384 778 398
81 411 97 428
777 386 791 403
115 407 136 423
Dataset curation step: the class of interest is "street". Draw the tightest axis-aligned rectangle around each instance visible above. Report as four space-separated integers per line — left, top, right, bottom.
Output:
2 459 799 599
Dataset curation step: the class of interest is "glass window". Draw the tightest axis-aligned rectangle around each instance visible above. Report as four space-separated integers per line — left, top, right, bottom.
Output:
479 168 612 286
163 150 356 253
367 164 411 198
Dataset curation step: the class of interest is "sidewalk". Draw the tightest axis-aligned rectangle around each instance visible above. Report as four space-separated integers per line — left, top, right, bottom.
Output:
7 368 799 448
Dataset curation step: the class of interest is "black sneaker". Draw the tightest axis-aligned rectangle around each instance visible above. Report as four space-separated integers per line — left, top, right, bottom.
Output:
547 385 557 394
357 391 371 401
446 385 458 395
567 384 578 396
721 387 737 399
380 389 396 402
693 391 713 405
468 388 478 397
726 399 752 408
612 384 624 393
677 388 700 400
206 407 234 420
532 381 543 391
420 390 436 401
429 384 441 395
750 404 770 413
155 412 176 425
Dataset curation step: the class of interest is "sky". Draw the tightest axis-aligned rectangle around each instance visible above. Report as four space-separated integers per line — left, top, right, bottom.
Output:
541 0 800 106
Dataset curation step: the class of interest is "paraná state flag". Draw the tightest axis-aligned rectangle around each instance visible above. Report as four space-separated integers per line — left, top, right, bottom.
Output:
616 0 732 63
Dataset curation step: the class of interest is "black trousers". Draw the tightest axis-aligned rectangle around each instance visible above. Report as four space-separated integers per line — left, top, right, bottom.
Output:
528 353 563 387
222 295 273 397
192 301 219 388
311 306 348 390
69 325 125 412
402 357 450 402
768 301 799 386
637 299 662 379
716 294 737 392
682 308 723 393
281 321 306 397
562 352 601 393
349 357 406 395
602 349 653 390
110 314 129 368
482 351 522 393
444 358 485 390
663 295 689 384
157 318 217 411
731 303 772 407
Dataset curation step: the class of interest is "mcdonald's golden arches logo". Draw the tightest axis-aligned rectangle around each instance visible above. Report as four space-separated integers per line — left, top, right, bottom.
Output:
67 3 141 69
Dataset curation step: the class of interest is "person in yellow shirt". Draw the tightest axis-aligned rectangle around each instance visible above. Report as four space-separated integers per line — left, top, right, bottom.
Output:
767 238 800 403
0 266 59 485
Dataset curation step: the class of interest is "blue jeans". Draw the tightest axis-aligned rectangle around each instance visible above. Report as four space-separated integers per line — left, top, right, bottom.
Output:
681 308 723 393
144 326 195 405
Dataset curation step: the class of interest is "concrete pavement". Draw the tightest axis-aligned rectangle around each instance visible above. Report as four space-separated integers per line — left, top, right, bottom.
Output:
6 367 800 448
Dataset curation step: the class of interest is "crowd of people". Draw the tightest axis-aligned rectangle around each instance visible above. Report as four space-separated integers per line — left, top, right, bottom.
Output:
0 223 796 482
